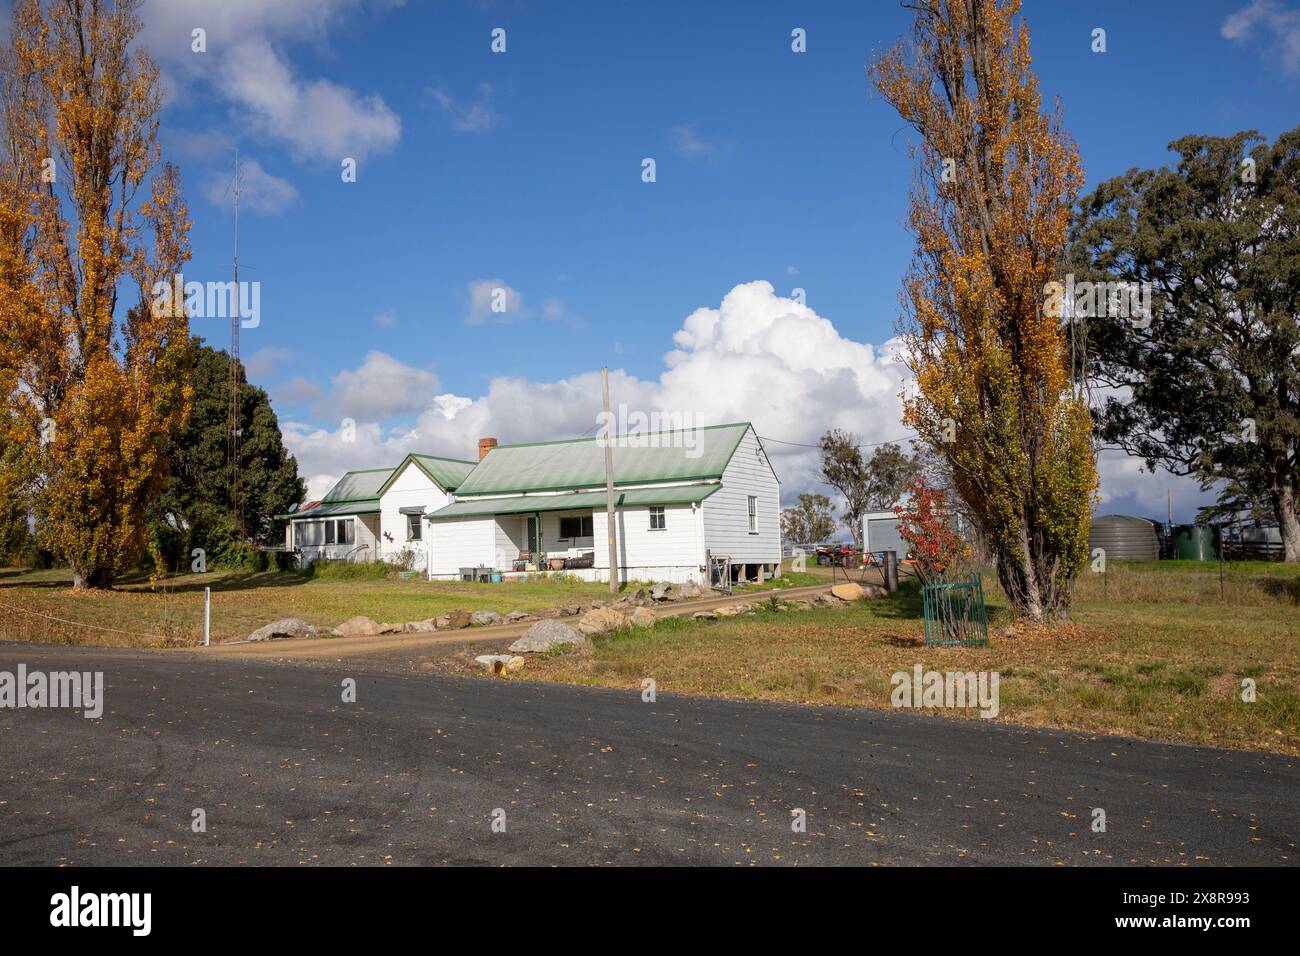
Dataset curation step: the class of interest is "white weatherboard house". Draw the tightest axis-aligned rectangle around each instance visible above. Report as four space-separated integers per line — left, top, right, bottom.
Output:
281 454 476 568
425 422 781 586
281 422 781 586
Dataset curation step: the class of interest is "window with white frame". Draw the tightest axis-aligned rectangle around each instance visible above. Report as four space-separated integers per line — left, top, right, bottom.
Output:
407 513 422 541
649 506 666 530
296 518 354 547
747 495 758 533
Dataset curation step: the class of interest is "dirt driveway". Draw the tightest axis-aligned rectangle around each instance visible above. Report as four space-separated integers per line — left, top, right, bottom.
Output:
192 582 843 671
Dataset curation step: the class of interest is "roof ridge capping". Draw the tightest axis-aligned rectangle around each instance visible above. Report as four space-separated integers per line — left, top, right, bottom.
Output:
493 420 752 450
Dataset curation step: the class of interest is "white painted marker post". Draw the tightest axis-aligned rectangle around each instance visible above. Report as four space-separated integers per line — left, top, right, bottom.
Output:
203 587 211 646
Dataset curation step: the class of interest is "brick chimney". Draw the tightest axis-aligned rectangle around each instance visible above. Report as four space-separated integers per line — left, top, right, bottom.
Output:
478 437 498 461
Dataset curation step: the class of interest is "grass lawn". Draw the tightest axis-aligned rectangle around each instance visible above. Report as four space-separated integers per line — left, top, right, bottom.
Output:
521 560 1300 755
0 566 623 646
0 564 826 647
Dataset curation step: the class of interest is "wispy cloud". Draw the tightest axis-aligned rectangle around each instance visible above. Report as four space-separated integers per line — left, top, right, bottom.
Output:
670 124 716 159
372 310 397 328
203 157 299 216
425 83 503 133
1222 0 1300 73
464 278 524 324
244 346 295 381
143 1 403 164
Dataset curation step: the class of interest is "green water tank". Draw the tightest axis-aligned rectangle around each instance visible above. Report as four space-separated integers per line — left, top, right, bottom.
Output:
1172 524 1221 561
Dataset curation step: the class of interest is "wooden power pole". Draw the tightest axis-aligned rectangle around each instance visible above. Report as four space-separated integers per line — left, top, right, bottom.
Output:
601 366 619 593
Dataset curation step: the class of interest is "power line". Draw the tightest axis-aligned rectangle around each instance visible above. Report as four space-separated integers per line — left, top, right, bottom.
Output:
757 432 920 451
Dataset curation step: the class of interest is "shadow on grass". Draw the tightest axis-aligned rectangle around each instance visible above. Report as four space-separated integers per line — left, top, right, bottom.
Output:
866 581 924 620
1257 576 1300 605
158 571 315 595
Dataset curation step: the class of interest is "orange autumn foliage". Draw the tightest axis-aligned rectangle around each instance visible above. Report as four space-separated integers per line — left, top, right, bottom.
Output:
0 0 192 588
871 0 1096 622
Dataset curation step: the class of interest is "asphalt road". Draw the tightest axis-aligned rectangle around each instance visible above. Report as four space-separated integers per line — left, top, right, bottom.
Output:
0 642 1296 866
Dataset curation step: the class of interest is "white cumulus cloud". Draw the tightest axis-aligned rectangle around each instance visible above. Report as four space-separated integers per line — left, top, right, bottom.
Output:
280 280 1214 522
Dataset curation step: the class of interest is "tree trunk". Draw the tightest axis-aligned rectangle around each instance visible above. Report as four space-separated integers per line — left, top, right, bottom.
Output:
1276 485 1300 564
70 566 113 590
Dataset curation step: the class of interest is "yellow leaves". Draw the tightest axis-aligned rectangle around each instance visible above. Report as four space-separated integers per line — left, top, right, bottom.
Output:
1 0 191 588
873 0 1095 617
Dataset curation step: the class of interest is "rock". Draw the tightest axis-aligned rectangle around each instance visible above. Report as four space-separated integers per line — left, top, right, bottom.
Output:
577 607 625 636
863 585 889 600
433 615 451 629
444 609 472 629
633 588 648 604
627 607 657 628
248 618 317 642
559 604 581 617
812 593 837 607
470 610 502 627
650 582 672 602
378 622 405 634
536 607 563 619
715 605 743 617
473 654 527 676
830 583 866 602
692 610 718 621
677 583 703 599
506 655 526 672
407 619 437 632
332 615 383 637
506 611 531 622
509 619 588 653
733 603 754 613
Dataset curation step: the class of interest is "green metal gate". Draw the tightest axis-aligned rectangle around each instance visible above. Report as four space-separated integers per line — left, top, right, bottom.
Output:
922 575 989 647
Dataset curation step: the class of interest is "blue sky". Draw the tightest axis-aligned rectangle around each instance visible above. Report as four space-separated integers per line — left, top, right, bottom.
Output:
135 0 1300 516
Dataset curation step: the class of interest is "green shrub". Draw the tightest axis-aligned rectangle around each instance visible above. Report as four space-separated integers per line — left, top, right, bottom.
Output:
311 559 396 581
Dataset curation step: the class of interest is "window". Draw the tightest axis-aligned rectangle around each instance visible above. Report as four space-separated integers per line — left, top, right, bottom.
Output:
748 495 758 533
649 506 666 530
407 513 422 541
297 518 353 547
559 515 594 539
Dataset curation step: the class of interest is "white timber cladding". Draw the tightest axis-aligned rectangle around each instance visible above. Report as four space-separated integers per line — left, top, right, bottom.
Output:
378 461 453 563
291 512 380 565
700 426 781 565
600 504 703 583
425 504 706 583
428 517 497 577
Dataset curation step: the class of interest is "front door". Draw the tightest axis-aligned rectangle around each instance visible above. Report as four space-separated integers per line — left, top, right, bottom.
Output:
526 515 540 563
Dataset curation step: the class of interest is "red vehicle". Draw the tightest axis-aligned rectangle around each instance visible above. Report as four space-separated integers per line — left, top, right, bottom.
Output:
815 543 856 566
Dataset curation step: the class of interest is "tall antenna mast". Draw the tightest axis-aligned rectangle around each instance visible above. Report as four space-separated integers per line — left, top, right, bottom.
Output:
226 150 244 536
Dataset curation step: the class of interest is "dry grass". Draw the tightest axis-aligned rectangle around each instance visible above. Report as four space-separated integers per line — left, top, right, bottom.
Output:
0 567 619 646
522 561 1300 754
0 565 828 647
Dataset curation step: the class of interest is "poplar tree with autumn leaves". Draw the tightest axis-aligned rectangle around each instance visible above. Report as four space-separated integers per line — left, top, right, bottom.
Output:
0 0 192 589
872 0 1096 622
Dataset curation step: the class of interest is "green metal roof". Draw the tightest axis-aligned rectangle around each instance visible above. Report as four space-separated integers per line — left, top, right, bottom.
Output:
321 467 393 502
282 499 380 519
375 453 478 496
451 422 752 496
426 484 720 520
277 467 392 520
